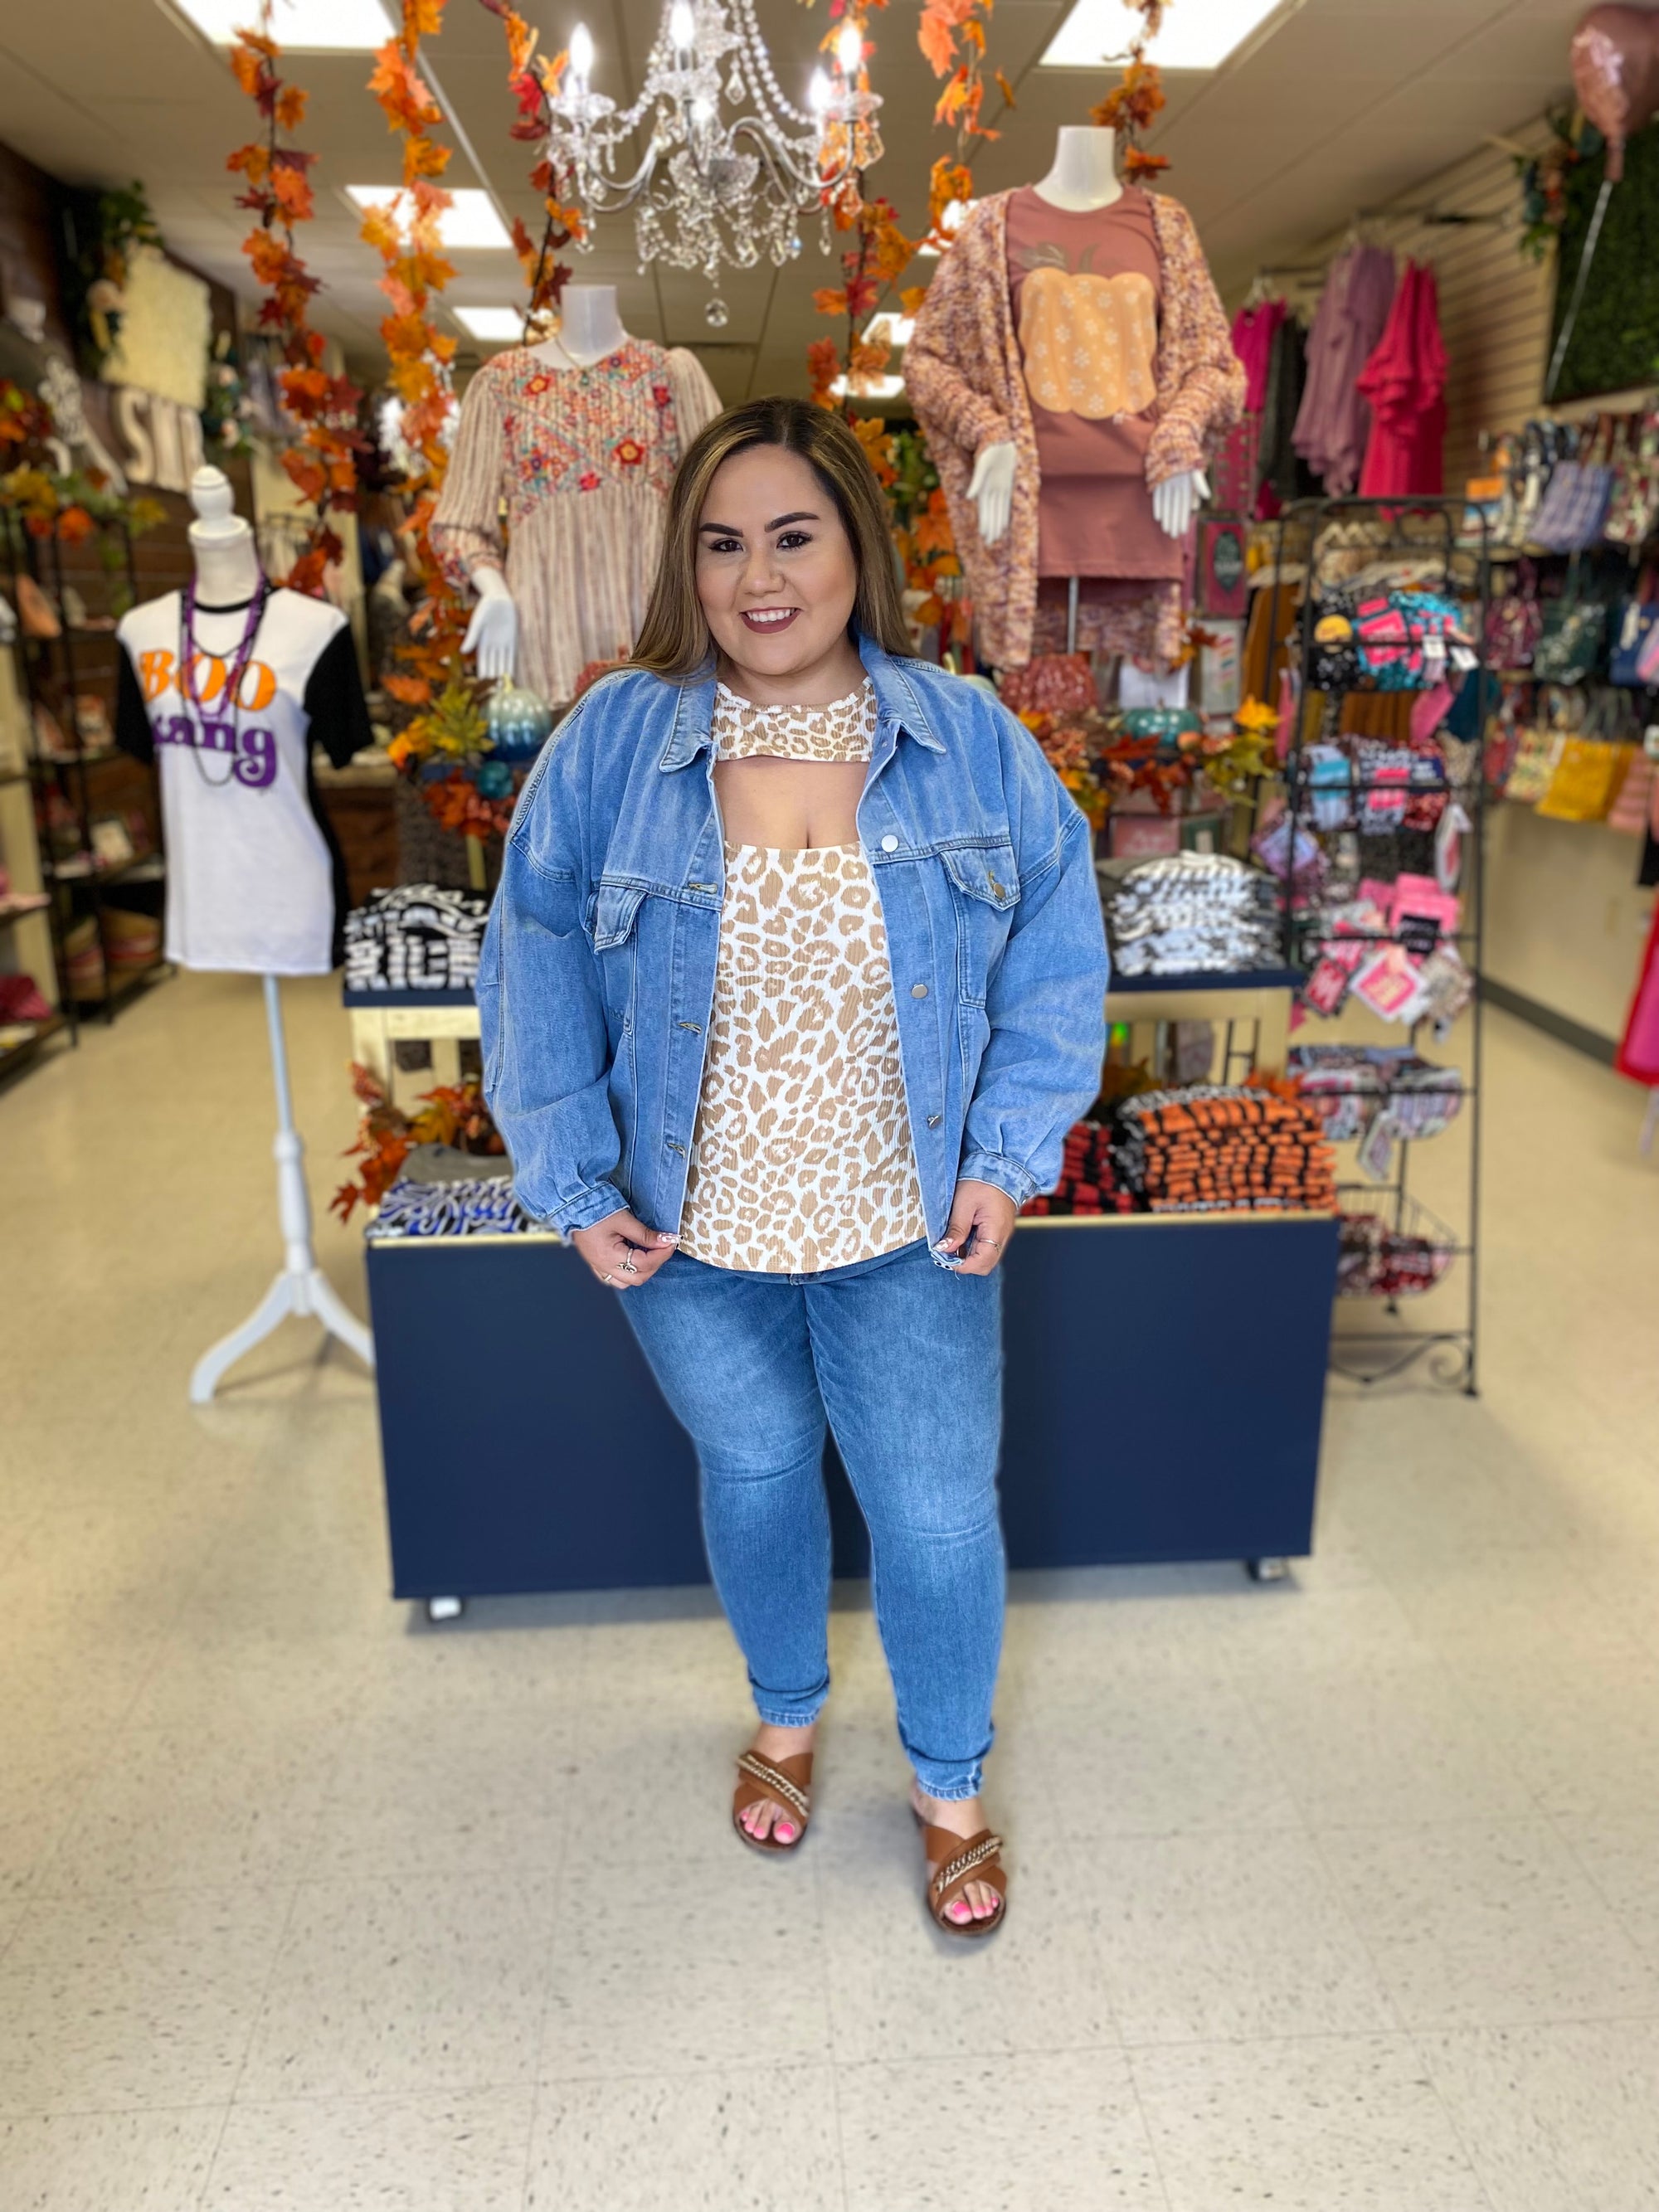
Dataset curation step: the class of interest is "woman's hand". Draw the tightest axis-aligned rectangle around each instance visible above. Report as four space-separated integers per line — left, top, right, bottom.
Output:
938 1179 1018 1276
570 1210 679 1291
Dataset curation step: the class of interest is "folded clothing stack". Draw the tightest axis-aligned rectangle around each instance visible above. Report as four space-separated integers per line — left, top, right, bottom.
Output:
344 883 490 993
1288 1045 1463 1144
366 1169 545 1240
1020 1121 1134 1217
1097 853 1281 978
1108 1086 1336 1213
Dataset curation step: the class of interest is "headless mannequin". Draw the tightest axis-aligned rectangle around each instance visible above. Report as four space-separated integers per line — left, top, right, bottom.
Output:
968 127 1208 550
187 466 262 604
182 466 374 1401
462 286 633 682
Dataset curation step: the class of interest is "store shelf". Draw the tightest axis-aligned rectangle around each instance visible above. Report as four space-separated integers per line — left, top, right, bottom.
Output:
74 959 170 1012
1108 965 1303 994
0 1009 71 1081
30 750 124 773
0 902 51 932
55 852 163 887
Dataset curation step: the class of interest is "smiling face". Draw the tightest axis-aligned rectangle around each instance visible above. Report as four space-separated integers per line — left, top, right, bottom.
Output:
694 444 865 706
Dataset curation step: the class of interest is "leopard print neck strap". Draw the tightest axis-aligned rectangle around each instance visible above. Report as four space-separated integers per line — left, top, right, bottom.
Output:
712 678 877 763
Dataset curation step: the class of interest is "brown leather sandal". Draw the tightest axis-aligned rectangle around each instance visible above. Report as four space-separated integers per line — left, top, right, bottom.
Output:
919 1818 1007 1938
732 1748 812 1855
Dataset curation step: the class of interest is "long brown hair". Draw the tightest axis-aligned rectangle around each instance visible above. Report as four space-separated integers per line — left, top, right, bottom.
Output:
630 396 913 680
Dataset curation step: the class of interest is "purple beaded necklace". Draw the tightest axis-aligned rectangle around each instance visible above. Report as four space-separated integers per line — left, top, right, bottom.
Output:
178 576 270 789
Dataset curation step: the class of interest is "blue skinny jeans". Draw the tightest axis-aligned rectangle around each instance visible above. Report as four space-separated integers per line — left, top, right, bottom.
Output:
619 1237 1005 1801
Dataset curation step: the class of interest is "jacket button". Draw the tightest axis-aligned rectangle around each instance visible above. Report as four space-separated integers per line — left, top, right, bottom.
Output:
881 834 898 852
927 1113 941 1126
911 983 928 999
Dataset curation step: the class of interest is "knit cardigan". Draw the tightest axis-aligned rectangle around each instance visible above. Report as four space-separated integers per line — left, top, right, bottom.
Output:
906 188 1245 670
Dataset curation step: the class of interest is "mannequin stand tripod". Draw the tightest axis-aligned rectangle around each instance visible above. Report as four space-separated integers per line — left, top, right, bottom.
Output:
189 975 375 1403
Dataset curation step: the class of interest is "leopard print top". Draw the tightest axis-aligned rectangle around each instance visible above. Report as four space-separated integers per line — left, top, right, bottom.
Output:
676 681 929 1275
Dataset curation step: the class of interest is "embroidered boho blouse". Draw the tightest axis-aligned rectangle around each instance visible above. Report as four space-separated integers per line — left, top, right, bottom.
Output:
907 190 1244 670
431 341 722 704
676 680 930 1275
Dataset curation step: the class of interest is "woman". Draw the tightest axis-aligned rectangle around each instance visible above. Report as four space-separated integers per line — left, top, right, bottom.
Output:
479 398 1107 1937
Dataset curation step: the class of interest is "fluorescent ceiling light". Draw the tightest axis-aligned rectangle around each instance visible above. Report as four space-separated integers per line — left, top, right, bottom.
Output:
455 307 527 341
347 187 513 250
831 374 904 401
864 314 915 348
173 0 392 49
1041 0 1284 71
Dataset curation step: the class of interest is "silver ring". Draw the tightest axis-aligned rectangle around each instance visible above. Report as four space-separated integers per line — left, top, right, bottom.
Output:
601 1271 616 1286
617 1257 639 1276
978 1236 1001 1249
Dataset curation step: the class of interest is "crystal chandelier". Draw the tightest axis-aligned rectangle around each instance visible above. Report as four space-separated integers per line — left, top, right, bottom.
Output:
547 1 883 327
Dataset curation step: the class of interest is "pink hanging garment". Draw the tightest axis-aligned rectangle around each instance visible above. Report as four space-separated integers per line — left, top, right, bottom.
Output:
1212 299 1283 514
1356 261 1447 497
1617 897 1659 1086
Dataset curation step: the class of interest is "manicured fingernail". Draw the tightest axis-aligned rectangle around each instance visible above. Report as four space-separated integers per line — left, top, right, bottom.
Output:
776 1822 796 1842
657 1232 679 1244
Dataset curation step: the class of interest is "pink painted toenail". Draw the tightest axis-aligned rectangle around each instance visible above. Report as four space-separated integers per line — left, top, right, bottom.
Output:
776 1822 796 1842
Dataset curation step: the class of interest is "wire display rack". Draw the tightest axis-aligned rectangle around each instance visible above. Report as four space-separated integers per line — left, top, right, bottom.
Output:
1258 494 1487 1393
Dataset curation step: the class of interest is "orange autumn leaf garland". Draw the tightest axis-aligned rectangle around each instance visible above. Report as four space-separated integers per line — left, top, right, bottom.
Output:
227 15 365 596
1090 1 1170 182
917 0 1006 149
362 0 470 724
475 0 586 331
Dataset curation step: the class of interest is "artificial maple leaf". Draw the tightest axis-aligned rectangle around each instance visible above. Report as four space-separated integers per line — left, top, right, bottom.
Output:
403 0 444 37
369 42 441 132
917 4 958 75
275 84 308 129
844 272 880 320
383 671 431 704
995 66 1016 107
229 41 267 97
358 203 401 256
283 450 328 504
914 492 956 558
270 166 315 221
812 286 849 318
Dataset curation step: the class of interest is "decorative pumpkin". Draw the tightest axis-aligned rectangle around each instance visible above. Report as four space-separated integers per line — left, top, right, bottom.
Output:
1014 243 1158 418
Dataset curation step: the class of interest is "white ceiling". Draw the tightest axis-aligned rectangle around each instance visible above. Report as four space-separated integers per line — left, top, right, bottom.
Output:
0 0 1584 401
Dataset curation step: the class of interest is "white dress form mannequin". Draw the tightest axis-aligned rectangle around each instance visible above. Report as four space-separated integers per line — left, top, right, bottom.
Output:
968 126 1208 556
461 287 632 681
184 466 375 1402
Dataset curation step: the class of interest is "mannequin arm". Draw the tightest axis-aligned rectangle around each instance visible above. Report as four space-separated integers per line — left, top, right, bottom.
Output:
1151 468 1210 539
969 443 1018 547
463 566 518 681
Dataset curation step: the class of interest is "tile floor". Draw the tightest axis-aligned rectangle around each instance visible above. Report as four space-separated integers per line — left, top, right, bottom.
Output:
2 972 1658 2210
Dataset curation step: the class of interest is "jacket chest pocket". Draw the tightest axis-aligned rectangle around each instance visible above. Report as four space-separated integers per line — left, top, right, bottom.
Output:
586 879 650 1023
939 842 1020 1006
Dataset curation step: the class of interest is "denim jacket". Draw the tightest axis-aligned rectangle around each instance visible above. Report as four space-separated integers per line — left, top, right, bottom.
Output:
479 636 1110 1251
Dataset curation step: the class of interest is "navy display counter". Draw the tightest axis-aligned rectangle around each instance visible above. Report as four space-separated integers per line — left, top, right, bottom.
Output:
366 1213 1338 1614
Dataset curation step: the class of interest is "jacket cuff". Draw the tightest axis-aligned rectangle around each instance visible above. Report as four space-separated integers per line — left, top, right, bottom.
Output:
957 1153 1040 1206
538 1181 630 1238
